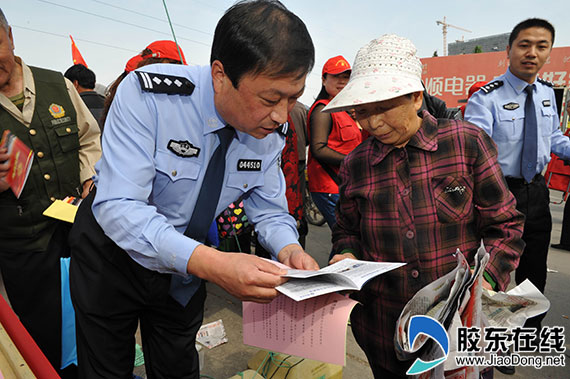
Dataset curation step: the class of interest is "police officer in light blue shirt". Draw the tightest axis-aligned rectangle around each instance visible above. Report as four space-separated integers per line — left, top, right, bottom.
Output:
465 18 569 350
68 1 319 378
466 67 569 179
94 63 302 277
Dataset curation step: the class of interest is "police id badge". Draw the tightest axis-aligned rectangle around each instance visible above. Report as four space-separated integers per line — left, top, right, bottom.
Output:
237 159 262 171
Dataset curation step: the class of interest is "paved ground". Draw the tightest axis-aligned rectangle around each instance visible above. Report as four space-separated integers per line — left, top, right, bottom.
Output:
2 191 570 378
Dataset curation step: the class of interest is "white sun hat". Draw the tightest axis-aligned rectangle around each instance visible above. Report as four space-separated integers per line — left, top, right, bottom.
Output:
323 34 424 113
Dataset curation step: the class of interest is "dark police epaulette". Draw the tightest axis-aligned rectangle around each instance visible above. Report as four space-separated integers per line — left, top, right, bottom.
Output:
277 123 288 136
479 80 503 94
537 77 554 87
135 71 195 95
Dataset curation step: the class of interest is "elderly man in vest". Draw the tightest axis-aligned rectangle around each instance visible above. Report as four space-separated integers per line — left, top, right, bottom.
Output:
0 8 101 377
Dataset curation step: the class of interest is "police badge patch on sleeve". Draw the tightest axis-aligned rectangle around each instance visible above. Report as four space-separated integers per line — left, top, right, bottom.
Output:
168 140 200 157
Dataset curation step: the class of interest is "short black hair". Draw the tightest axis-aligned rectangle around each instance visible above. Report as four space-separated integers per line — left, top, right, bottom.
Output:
210 0 314 87
64 64 96 89
509 18 555 47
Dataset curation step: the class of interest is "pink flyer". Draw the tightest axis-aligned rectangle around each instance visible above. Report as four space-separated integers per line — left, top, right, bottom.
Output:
243 293 358 366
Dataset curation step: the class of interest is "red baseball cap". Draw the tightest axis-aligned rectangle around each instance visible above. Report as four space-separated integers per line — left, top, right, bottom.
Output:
141 40 187 65
322 55 351 76
125 55 144 72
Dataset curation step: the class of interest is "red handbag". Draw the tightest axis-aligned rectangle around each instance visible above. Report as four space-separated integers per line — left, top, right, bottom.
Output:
544 129 570 202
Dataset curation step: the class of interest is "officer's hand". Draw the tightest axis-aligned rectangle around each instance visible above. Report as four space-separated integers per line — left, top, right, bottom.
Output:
0 148 10 193
187 245 288 303
329 252 357 265
278 244 319 271
81 179 93 199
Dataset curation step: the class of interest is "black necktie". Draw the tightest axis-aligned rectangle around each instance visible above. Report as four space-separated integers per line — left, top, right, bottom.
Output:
522 85 537 183
170 126 235 305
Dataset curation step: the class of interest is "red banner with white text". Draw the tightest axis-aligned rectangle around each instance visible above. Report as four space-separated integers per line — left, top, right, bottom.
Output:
421 46 570 107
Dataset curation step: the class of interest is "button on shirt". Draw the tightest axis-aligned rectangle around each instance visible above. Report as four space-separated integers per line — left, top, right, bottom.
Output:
465 67 570 178
93 64 299 276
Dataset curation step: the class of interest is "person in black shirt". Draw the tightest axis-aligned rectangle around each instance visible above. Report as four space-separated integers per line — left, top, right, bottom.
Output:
64 64 105 131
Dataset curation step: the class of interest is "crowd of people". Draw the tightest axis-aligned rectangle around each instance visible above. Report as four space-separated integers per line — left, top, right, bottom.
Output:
0 1 567 378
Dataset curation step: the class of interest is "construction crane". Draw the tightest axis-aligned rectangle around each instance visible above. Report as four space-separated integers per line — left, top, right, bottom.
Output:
436 16 472 56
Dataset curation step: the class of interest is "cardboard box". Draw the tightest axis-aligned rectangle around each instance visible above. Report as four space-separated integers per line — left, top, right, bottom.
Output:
228 369 265 379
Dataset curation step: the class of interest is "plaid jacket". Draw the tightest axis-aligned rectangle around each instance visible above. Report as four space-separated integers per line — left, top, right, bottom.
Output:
333 111 525 374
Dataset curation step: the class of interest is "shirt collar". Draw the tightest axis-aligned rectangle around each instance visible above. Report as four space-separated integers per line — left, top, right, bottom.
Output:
505 67 536 95
16 56 36 97
200 66 245 141
370 110 438 166
199 66 227 135
408 110 439 152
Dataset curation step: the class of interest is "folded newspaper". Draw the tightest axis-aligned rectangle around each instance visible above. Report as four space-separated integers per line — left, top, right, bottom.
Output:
277 258 406 301
394 243 550 379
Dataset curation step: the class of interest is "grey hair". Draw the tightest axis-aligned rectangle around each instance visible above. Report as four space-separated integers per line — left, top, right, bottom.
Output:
0 9 9 33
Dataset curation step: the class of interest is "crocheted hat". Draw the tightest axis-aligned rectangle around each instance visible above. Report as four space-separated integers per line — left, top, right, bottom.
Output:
323 34 423 113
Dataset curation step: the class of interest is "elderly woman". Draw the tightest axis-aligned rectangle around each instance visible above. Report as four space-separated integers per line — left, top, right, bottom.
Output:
324 35 525 378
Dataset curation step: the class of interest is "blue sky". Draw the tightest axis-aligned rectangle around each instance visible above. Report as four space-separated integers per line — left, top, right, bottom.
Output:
4 0 569 104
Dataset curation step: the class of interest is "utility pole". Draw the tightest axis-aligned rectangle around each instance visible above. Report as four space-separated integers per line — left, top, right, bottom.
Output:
436 16 472 56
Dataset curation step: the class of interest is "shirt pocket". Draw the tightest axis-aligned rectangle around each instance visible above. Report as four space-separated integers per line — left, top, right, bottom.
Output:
339 122 360 142
54 124 80 152
226 171 265 194
432 175 474 223
540 106 555 136
152 150 201 210
495 107 524 142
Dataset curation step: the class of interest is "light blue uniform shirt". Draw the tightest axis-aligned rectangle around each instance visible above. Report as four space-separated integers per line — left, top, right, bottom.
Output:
465 67 570 178
93 63 299 277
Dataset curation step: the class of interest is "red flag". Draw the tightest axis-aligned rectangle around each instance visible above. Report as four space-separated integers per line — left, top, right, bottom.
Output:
70 35 87 67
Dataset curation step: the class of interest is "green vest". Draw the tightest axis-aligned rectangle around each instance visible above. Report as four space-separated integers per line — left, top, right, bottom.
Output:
0 66 81 253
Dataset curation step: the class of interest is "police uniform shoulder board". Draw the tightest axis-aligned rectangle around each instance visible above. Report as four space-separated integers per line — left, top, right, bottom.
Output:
537 77 554 87
479 80 504 94
135 71 195 95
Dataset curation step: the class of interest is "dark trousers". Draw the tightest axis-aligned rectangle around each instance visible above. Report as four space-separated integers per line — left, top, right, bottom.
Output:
0 222 77 377
558 198 570 246
69 193 206 379
506 175 551 329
